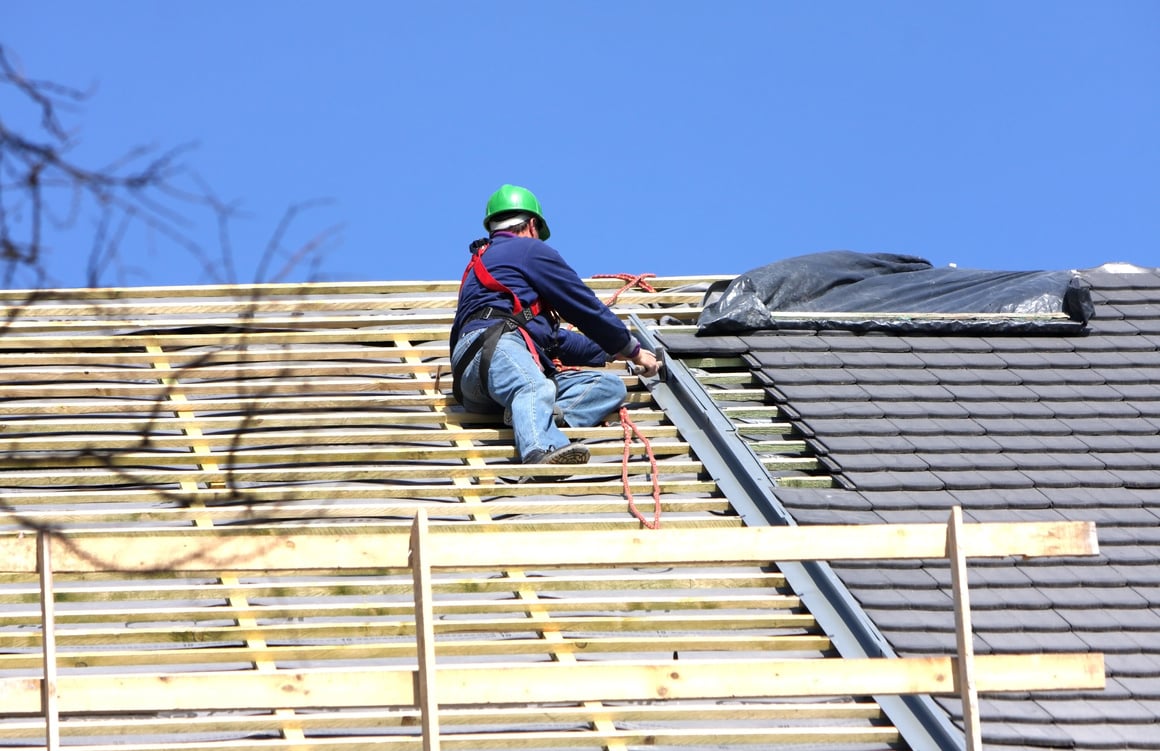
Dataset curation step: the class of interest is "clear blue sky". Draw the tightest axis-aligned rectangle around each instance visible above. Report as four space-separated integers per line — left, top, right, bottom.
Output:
3 1 1157 289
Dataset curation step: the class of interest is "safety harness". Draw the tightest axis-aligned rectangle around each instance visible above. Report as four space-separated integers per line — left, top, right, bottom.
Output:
451 238 551 405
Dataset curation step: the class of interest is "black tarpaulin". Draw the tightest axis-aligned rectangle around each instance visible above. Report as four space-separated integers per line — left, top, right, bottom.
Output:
697 251 1094 336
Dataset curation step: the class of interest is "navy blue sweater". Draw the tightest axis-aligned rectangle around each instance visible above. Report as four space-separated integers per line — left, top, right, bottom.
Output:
451 234 638 369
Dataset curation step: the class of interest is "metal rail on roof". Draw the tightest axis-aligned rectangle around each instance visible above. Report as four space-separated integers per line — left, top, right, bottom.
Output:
629 312 966 751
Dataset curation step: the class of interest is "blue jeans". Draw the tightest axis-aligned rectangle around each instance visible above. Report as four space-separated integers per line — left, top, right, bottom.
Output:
452 327 628 461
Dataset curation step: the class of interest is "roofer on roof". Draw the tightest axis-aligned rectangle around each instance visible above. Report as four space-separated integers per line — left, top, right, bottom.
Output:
450 184 660 477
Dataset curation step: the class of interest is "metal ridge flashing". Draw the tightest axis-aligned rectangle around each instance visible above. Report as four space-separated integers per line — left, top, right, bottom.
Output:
629 313 965 751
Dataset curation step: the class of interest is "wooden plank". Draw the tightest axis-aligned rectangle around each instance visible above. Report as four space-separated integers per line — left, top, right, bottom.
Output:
0 275 727 303
410 512 440 751
0 634 833 673
0 275 730 302
0 456 699 487
17 590 802 628
0 701 885 742
37 532 60 751
0 304 706 334
0 654 1106 714
0 388 653 417
0 521 1099 574
0 439 692 470
949 507 981 751
0 424 682 453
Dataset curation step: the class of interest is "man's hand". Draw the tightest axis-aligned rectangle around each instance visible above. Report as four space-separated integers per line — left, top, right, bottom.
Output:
627 348 661 378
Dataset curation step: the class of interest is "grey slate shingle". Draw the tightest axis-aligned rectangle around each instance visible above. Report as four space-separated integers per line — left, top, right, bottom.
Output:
662 264 1160 751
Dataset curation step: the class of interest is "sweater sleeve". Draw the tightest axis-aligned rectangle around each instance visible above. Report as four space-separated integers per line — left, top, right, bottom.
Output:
529 243 635 356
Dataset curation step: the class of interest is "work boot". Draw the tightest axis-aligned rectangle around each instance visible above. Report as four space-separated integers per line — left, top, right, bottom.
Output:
520 443 590 483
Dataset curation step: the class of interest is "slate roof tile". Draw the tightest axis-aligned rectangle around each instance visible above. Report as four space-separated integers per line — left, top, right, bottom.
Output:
1115 675 1160 700
906 337 996 353
1038 586 1151 610
927 452 1022 472
1109 469 1160 488
1111 565 1160 588
945 399 1059 419
873 400 973 419
1042 697 1156 724
1100 544 1160 565
1065 416 1158 435
933 366 1026 385
1111 382 1160 400
1101 525 1160 546
976 629 1091 654
977 696 1055 723
1020 563 1128 587
973 607 1074 633
821 351 933 369
1104 652 1160 677
1090 317 1144 335
739 331 832 352
994 351 1081 370
1077 433 1160 452
986 336 1078 353
1097 452 1160 471
834 564 943 590
786 507 884 526
970 585 1058 611
751 367 856 386
790 400 887 419
895 417 991 436
658 331 748 354
970 417 1072 435
964 505 1068 523
818 334 915 353
747 349 847 369
794 417 897 437
765 383 873 403
1059 607 1160 633
842 471 947 491
906 433 1009 453
889 630 960 654
1008 366 1109 385
1026 382 1116 401
906 351 1011 369
810 435 915 454
980 721 1075 751
845 383 960 402
823 453 930 473
1059 721 1145 749
932 470 1037 490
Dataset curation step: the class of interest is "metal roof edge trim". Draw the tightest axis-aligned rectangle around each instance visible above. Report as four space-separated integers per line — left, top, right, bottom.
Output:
630 313 965 751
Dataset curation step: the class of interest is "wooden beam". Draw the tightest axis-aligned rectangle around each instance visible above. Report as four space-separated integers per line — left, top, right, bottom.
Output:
410 511 440 751
0 653 1105 714
36 531 59 751
0 521 1099 575
948 507 981 751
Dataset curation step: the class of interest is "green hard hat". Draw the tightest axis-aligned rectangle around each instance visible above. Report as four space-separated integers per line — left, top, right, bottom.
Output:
483 184 551 240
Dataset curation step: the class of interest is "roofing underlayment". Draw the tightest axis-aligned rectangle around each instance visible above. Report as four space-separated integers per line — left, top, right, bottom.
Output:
0 269 1122 750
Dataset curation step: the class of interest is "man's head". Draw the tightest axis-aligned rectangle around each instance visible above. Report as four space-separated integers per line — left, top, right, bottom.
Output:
484 184 551 241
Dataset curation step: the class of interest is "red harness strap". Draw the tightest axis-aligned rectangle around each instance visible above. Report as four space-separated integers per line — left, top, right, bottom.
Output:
460 242 543 369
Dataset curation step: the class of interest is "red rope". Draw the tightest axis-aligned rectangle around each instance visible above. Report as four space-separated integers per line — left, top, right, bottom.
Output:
593 272 657 307
619 405 662 529
561 273 663 528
